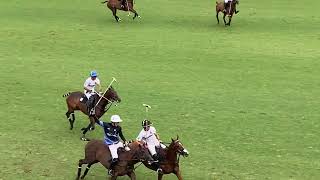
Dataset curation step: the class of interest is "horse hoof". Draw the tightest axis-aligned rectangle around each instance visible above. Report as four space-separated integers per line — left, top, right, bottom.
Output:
89 127 94 131
80 137 90 141
138 16 141 18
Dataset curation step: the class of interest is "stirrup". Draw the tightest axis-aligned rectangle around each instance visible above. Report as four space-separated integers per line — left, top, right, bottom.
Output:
89 108 95 115
157 168 163 173
108 169 114 176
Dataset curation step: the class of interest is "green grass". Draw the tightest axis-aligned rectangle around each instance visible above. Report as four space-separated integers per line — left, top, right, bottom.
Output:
0 0 320 179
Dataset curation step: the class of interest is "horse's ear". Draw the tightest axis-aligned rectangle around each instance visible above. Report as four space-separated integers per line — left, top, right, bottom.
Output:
176 135 179 140
171 138 174 142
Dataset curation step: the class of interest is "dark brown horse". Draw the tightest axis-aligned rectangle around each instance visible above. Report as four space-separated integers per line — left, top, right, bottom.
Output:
63 86 121 140
143 136 189 180
76 140 153 180
101 0 140 22
216 0 239 26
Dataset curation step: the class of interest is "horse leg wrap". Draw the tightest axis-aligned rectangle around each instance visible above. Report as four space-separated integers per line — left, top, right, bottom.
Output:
71 113 75 121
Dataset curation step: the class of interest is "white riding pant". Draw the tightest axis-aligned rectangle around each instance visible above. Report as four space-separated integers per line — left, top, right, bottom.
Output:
224 0 232 3
108 142 124 159
147 142 166 156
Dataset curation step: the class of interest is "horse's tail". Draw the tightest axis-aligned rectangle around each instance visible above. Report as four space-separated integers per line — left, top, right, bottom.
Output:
101 0 108 4
62 92 71 98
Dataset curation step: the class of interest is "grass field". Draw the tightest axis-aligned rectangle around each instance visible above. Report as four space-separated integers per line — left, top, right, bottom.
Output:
1 0 320 179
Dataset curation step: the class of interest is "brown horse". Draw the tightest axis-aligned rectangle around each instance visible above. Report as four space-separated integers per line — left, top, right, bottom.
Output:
216 0 239 26
101 0 140 22
143 136 189 180
63 86 121 140
76 140 153 180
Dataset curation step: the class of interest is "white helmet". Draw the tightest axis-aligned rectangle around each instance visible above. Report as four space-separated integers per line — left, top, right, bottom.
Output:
110 115 122 123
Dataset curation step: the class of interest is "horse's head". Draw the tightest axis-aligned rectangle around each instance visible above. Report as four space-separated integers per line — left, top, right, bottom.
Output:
169 135 189 157
104 86 121 103
128 140 153 163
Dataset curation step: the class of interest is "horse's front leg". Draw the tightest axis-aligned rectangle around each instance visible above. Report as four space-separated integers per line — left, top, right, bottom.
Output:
223 13 227 26
89 116 96 131
129 7 140 19
174 169 183 180
235 6 239 14
110 7 121 22
110 175 118 180
158 173 163 180
228 15 232 26
127 171 136 180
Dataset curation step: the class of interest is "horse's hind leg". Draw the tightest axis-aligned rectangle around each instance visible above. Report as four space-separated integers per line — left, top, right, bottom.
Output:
76 159 87 180
66 110 75 130
70 112 75 130
80 162 97 179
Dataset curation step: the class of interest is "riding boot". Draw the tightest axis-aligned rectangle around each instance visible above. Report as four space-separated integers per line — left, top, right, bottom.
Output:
86 96 95 116
108 158 118 176
152 154 163 173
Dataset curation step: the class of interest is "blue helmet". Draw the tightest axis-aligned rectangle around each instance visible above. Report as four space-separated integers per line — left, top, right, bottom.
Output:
90 70 98 77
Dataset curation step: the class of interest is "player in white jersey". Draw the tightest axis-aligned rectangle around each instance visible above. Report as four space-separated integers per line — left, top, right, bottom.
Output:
84 70 101 115
136 119 164 173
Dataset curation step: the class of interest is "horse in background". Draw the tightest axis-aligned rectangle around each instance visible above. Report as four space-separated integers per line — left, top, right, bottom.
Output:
143 136 189 180
101 0 140 22
76 140 153 180
63 86 121 140
216 0 239 26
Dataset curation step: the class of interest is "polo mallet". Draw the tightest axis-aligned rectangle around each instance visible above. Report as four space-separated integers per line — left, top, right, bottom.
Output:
94 77 117 108
142 104 151 119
